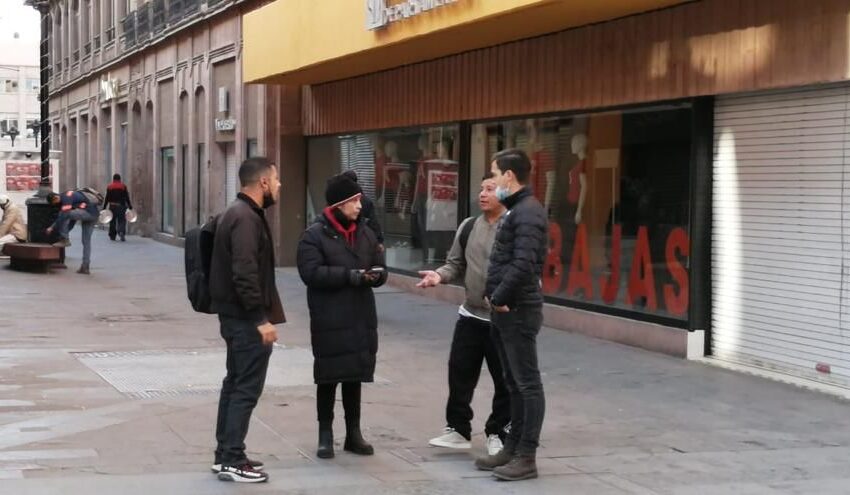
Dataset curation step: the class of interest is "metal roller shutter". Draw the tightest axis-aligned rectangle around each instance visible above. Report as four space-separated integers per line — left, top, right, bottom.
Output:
712 84 850 386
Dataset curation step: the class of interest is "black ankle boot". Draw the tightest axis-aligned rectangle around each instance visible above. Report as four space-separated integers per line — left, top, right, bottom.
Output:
317 422 334 459
343 419 374 456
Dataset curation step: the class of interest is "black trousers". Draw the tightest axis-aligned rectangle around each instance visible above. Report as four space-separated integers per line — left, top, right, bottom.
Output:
445 315 511 440
215 316 272 466
491 306 545 456
317 382 361 424
108 204 127 239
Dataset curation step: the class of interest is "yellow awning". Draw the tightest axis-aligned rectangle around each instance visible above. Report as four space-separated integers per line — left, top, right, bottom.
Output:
243 0 690 85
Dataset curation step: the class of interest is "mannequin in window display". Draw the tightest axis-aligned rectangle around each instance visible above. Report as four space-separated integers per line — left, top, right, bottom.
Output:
568 133 589 225
372 136 388 203
526 120 556 216
382 140 413 219
416 138 459 264
411 135 433 251
558 132 589 294
379 140 397 210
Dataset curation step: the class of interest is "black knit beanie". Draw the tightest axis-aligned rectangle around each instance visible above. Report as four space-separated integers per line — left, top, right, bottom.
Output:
325 173 362 207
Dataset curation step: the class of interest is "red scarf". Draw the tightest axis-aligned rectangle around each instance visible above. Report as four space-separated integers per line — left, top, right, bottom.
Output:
323 207 357 246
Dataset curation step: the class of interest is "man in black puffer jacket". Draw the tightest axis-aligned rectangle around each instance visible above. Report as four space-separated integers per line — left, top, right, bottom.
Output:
477 148 548 482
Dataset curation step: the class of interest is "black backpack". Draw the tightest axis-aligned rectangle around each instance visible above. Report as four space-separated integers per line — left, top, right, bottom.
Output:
458 216 476 253
184 215 219 314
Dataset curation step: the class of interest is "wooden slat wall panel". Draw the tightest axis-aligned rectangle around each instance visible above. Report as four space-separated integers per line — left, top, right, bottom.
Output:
302 0 850 135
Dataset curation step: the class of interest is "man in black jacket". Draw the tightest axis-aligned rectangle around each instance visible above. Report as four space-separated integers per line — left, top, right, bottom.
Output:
477 149 548 482
209 157 285 483
102 173 133 241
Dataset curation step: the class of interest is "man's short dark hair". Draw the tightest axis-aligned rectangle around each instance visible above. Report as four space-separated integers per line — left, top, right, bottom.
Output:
113 173 121 181
46 192 59 204
491 148 531 184
239 157 274 187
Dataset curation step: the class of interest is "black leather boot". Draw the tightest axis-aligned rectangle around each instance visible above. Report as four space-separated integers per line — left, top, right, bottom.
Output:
317 422 334 459
343 418 374 456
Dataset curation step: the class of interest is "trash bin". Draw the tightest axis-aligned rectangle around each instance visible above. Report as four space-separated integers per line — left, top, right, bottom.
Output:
25 195 60 243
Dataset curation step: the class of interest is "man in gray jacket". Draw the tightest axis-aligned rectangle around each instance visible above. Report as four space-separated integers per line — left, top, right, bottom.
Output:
417 176 510 456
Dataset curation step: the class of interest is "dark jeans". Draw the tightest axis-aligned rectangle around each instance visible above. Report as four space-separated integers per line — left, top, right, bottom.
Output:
317 382 361 424
445 315 511 440
108 204 127 239
491 306 545 456
215 315 273 466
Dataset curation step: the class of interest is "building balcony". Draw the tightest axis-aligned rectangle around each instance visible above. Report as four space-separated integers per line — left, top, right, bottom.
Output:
152 0 166 33
122 13 137 50
136 3 151 42
185 0 201 15
169 0 185 24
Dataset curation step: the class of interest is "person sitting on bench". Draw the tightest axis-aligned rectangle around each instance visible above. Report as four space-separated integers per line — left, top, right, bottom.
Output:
0 195 27 251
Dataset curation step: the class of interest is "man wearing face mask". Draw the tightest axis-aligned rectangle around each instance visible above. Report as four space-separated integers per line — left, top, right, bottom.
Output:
209 157 285 483
477 149 548 482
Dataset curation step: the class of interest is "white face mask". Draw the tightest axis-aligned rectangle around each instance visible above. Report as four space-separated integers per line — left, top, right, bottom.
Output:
495 186 510 202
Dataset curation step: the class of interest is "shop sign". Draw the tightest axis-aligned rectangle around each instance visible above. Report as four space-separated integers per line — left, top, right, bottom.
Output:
366 0 459 31
543 222 690 317
215 118 237 132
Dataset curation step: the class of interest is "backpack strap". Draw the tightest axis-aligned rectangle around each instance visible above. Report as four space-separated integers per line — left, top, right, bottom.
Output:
458 216 476 254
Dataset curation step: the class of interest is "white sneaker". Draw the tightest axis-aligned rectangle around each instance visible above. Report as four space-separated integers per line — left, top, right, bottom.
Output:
486 434 504 456
428 427 471 449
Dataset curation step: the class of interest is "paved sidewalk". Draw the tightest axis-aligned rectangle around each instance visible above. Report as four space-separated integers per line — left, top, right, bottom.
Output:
0 232 849 494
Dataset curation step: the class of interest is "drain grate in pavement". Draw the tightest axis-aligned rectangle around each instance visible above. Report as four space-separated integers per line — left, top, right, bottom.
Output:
73 348 318 399
96 314 160 323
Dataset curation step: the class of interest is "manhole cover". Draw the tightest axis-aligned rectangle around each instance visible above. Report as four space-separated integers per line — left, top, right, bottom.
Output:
97 315 159 323
72 348 359 399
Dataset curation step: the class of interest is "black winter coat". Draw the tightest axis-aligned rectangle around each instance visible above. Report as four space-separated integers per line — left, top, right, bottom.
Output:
486 187 548 308
296 214 387 384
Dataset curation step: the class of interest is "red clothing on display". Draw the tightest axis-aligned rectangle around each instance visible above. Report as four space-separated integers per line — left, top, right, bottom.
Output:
384 162 413 213
568 159 587 205
529 150 555 203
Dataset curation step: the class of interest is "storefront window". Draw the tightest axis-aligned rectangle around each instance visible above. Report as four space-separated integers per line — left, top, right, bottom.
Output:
471 106 692 320
307 125 461 271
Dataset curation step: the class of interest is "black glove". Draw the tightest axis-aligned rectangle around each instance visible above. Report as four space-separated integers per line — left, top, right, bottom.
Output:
349 269 366 286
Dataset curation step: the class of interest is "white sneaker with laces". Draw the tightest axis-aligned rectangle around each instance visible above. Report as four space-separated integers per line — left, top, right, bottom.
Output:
428 427 471 449
486 434 504 456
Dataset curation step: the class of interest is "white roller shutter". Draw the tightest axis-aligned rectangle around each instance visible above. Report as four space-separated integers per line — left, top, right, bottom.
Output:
224 143 237 205
712 84 850 386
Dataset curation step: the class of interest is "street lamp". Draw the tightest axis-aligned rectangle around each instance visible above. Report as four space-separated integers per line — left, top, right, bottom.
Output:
28 121 40 146
7 127 19 147
24 0 58 244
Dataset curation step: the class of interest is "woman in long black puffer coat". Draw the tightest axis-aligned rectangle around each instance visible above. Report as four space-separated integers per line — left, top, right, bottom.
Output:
296 173 387 459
